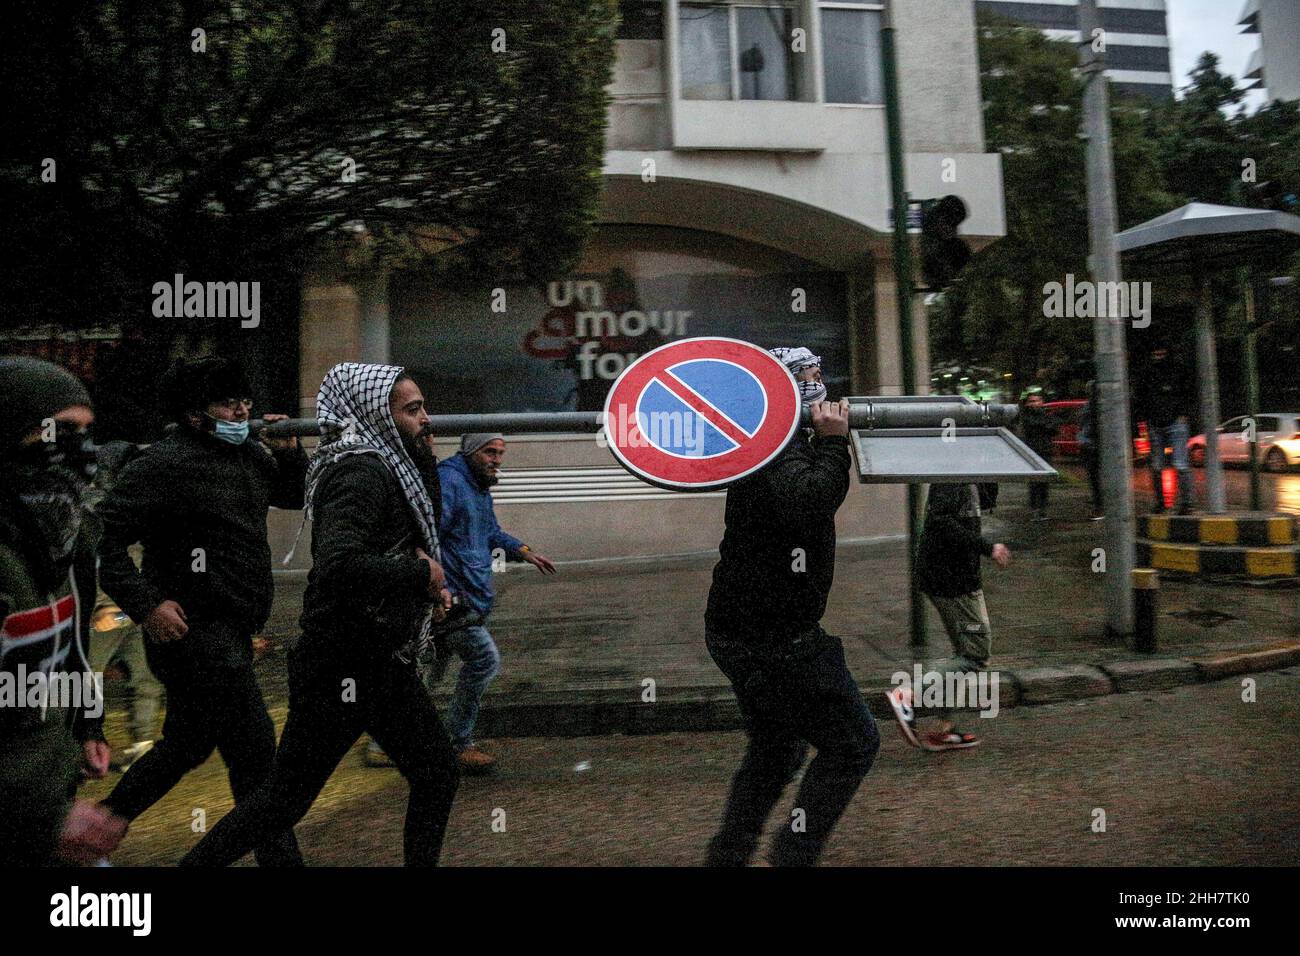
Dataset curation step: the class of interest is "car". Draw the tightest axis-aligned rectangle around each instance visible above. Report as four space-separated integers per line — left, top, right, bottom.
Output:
1042 399 1151 461
1187 413 1300 472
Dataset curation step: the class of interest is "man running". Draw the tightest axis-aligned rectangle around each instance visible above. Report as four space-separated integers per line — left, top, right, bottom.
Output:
703 347 880 867
96 357 304 865
425 433 556 773
181 363 460 866
1 357 126 865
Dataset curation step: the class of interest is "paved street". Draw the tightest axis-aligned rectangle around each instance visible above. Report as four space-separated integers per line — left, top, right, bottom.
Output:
83 670 1299 866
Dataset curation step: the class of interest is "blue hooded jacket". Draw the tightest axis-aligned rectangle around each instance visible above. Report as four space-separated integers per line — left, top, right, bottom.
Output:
437 452 525 616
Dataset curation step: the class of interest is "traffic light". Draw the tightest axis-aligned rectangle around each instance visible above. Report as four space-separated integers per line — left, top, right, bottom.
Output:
919 195 972 291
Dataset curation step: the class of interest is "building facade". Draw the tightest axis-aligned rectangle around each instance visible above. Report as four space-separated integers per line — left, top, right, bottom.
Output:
975 0 1174 100
1240 0 1300 103
289 0 1007 564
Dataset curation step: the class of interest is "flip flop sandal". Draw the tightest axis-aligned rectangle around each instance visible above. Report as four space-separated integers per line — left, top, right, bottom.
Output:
887 688 922 749
921 730 981 752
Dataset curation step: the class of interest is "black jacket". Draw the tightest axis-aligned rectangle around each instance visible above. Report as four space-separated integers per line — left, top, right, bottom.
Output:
916 483 995 598
296 453 442 667
705 432 851 640
96 427 306 665
1019 406 1055 460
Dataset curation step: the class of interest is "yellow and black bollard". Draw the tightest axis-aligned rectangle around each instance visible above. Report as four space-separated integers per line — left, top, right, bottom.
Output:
1131 567 1159 653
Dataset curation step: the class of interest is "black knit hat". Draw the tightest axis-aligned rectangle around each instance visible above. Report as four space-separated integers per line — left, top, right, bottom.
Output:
0 355 93 454
158 357 253 421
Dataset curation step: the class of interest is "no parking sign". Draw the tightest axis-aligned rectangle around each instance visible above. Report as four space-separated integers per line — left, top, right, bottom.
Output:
602 337 802 491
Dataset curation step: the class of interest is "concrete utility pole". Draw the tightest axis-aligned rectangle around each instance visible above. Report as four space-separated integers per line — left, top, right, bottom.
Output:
1078 0 1135 639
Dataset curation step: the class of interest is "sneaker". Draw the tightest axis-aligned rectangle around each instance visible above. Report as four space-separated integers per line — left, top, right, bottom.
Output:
110 740 153 772
457 746 497 775
920 730 980 752
364 741 395 768
886 687 922 749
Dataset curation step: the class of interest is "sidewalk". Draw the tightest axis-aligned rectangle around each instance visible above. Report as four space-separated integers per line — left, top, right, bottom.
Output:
248 467 1298 737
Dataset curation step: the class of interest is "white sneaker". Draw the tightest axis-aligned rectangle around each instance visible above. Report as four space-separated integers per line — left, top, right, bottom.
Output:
111 740 153 772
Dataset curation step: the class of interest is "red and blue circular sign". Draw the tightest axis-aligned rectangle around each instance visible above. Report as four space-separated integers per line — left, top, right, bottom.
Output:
603 337 802 490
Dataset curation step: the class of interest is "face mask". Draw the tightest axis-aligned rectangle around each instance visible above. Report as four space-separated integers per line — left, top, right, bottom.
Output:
206 416 249 445
12 428 94 570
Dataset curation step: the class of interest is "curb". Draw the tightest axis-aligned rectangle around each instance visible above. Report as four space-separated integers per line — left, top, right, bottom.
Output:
467 643 1300 739
1139 513 1296 547
1135 540 1299 578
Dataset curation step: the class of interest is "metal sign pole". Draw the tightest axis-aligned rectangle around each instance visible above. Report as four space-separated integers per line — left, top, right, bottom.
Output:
252 402 1022 439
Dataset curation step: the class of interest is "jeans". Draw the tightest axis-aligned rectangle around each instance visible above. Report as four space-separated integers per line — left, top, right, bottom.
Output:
704 627 879 867
422 619 499 751
102 653 302 866
87 619 162 745
1148 419 1191 511
180 645 459 867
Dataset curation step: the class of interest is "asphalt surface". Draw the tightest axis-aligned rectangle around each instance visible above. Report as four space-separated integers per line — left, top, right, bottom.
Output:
83 669 1299 866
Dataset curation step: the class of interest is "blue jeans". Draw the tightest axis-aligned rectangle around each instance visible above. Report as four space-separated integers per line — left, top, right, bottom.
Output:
422 620 500 751
704 627 879 867
1148 419 1191 511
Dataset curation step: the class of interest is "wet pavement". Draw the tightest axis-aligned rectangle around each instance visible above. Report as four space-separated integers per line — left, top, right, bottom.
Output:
84 670 1300 866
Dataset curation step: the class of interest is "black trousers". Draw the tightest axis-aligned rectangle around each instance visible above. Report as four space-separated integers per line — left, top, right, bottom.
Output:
179 643 460 867
704 627 879 867
102 653 302 866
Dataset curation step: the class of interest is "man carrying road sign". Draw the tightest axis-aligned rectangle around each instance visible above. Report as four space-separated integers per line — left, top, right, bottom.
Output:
701 347 880 867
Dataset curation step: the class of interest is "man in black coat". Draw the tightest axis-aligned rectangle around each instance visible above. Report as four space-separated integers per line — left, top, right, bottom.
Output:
96 357 304 865
703 347 879 867
181 363 460 867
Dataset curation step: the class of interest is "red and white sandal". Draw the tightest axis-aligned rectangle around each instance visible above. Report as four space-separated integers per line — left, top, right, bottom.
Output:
887 687 922 749
920 729 980 752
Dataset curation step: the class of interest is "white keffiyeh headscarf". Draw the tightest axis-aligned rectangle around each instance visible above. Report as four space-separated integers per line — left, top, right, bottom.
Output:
304 362 441 560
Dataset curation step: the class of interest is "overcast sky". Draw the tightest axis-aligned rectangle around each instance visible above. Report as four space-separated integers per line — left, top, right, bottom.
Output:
1166 0 1266 110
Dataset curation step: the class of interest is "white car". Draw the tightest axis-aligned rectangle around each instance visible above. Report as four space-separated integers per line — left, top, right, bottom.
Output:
1188 413 1300 472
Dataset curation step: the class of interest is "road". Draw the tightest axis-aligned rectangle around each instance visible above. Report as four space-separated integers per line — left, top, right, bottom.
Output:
83 670 1300 866
1113 461 1300 515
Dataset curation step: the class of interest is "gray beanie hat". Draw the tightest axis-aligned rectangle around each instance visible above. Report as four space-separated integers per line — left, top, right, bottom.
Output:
460 433 505 456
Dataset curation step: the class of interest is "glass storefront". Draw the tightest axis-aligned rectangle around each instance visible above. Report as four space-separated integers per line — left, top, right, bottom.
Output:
390 226 850 414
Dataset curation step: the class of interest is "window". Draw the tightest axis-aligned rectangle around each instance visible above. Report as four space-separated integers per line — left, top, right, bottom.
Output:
679 3 799 101
820 4 883 104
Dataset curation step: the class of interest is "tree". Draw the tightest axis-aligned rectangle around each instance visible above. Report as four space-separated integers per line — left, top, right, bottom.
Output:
929 13 1174 400
1 0 618 332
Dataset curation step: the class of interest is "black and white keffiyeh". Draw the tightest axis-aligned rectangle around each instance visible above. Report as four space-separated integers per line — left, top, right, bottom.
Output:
304 362 441 560
302 363 442 657
769 347 827 406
